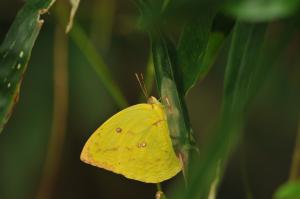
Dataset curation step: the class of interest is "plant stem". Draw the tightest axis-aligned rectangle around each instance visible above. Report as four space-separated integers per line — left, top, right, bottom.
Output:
36 25 68 199
156 183 167 199
156 183 162 191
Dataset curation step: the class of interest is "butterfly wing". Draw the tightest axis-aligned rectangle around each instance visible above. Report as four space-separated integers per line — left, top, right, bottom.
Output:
80 102 182 183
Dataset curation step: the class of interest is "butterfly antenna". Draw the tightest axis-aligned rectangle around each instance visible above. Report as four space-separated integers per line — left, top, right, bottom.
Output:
140 73 149 97
135 73 148 98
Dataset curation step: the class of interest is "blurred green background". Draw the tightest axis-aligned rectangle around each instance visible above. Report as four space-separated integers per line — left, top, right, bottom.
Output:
0 0 300 199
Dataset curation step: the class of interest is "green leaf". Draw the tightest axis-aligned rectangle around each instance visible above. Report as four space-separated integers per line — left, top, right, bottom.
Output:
151 30 191 149
177 13 216 94
136 0 197 179
200 32 224 80
141 1 224 95
0 0 56 133
173 22 267 199
224 0 300 22
223 22 266 113
274 181 300 199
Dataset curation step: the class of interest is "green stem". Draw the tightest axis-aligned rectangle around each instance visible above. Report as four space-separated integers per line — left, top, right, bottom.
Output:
36 24 68 199
156 183 162 191
156 183 167 199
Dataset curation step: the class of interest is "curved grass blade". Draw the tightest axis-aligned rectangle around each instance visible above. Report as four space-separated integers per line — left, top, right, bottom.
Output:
0 0 56 133
68 22 128 108
54 4 128 108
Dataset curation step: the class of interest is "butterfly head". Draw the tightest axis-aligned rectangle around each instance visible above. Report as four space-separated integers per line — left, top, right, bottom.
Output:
147 96 160 105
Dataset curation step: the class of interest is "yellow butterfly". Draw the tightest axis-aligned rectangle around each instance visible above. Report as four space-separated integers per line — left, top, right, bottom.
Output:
80 96 182 183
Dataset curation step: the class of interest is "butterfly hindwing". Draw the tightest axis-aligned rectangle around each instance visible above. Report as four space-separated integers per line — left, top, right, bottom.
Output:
80 101 182 183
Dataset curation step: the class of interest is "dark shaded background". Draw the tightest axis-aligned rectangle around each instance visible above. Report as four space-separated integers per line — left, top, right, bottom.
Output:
0 0 300 199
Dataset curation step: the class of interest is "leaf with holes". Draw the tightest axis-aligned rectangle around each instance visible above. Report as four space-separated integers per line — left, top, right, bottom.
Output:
0 0 56 133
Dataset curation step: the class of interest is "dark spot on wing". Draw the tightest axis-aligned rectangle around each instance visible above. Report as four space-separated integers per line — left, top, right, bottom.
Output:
115 127 122 133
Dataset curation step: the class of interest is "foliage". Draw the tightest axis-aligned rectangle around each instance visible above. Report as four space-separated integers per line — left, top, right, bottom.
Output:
0 0 300 198
275 181 300 199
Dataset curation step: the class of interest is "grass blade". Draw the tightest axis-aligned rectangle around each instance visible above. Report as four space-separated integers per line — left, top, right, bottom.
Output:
68 22 128 108
55 4 128 108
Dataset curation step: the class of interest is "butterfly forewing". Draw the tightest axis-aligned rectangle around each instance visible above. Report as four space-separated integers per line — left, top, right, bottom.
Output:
80 101 182 183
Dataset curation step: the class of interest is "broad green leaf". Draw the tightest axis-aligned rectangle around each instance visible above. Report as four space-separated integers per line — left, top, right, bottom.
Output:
177 13 215 94
137 1 223 95
274 181 300 199
0 0 56 133
224 0 300 22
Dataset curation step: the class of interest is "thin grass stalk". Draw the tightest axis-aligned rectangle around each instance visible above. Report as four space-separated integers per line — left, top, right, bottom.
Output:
36 25 68 199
